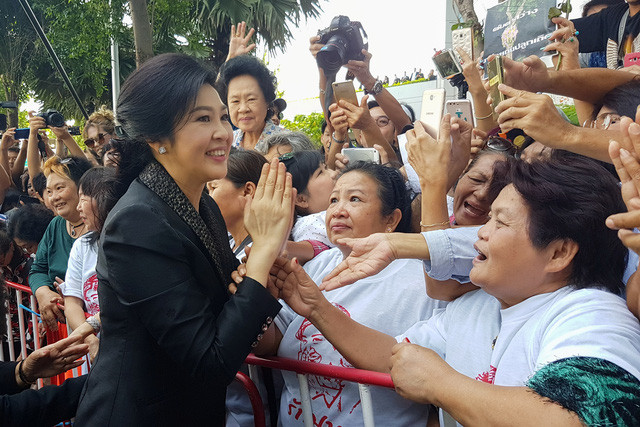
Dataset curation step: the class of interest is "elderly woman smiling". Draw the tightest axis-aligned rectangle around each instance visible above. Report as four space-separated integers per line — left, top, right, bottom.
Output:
271 156 640 426
217 55 282 151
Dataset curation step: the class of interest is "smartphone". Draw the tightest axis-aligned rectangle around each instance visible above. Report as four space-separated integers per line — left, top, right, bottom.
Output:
419 89 446 134
445 100 474 127
624 52 640 68
332 81 358 106
487 56 506 108
432 49 463 80
341 147 380 164
452 28 475 61
14 128 30 139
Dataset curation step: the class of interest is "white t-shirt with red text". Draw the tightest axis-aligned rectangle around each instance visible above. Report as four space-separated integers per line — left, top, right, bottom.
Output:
61 235 99 315
275 248 448 427
397 287 640 425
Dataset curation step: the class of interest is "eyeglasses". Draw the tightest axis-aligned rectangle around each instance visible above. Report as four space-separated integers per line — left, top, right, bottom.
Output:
585 113 621 130
374 116 391 128
84 133 106 147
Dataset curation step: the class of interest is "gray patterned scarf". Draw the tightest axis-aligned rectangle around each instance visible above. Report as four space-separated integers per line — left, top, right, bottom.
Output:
138 160 235 284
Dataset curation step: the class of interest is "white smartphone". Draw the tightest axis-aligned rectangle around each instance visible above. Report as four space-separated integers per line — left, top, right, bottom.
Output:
341 147 380 164
419 89 446 134
445 99 474 127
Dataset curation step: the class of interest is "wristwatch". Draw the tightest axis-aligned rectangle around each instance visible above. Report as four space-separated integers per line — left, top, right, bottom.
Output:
364 80 383 96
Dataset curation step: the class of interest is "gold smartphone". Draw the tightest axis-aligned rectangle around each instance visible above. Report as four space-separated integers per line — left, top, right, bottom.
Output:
487 56 506 108
332 81 358 106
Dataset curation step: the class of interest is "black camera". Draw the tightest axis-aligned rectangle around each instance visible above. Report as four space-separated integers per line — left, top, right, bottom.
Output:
316 16 368 75
38 109 65 128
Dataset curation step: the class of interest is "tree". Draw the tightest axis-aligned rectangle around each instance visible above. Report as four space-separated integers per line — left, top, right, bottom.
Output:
0 0 40 127
453 0 482 32
129 0 154 66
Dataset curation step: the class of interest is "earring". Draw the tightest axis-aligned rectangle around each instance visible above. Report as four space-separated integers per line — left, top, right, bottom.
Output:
386 228 392 233
158 146 167 154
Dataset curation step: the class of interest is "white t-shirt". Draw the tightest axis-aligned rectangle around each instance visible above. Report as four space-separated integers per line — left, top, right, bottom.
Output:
60 235 99 315
398 287 640 425
274 248 448 426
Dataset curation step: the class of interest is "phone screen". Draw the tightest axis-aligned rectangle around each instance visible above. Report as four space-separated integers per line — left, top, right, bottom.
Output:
433 51 462 79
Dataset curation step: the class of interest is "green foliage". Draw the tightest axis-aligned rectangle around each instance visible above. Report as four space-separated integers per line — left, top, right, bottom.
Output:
280 112 324 146
2 0 322 127
549 1 572 19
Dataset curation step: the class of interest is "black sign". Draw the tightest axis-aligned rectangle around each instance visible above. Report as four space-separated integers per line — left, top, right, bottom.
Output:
484 0 556 61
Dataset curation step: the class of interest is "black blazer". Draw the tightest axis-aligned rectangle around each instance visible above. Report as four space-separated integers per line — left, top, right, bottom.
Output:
75 179 281 426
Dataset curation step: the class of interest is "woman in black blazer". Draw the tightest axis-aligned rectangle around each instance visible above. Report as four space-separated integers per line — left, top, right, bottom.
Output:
74 53 294 425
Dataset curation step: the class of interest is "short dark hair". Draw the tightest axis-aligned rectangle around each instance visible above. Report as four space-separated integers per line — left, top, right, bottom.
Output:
226 150 268 188
0 227 12 256
79 167 118 239
591 80 640 123
582 0 623 17
217 55 277 121
281 150 324 195
114 53 219 198
7 203 55 244
31 173 47 198
7 146 20 154
510 156 627 295
340 162 412 233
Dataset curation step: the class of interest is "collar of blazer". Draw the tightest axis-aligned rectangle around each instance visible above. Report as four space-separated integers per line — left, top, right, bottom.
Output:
139 160 235 283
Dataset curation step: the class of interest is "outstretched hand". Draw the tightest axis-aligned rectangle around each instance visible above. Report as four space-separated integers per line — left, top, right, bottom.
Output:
20 334 88 382
320 233 396 291
270 256 326 319
226 21 256 61
485 55 550 97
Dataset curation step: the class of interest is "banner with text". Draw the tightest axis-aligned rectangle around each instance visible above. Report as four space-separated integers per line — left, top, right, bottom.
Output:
484 0 556 61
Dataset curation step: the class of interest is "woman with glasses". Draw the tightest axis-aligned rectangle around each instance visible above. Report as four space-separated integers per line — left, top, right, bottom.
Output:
328 96 400 165
81 106 114 164
585 81 640 131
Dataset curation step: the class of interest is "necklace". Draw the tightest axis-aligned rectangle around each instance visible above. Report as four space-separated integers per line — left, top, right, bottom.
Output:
69 222 85 238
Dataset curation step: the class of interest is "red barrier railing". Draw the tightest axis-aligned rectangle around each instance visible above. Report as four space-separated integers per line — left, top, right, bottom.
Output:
245 353 394 389
4 280 398 426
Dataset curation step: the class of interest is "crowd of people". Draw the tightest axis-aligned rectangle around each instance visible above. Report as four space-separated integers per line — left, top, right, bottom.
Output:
0 1 639 425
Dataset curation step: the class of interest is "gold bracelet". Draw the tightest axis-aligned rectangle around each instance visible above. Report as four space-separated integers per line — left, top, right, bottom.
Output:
476 112 494 120
420 220 450 229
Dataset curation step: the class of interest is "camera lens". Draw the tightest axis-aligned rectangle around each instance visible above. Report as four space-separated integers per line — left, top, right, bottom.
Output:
317 34 348 74
48 112 65 128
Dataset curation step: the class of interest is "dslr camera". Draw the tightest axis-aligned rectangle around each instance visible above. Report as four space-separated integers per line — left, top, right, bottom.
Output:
316 16 368 75
38 109 65 128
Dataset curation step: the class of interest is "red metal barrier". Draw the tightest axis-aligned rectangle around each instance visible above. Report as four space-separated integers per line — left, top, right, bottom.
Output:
245 353 395 389
4 280 398 426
